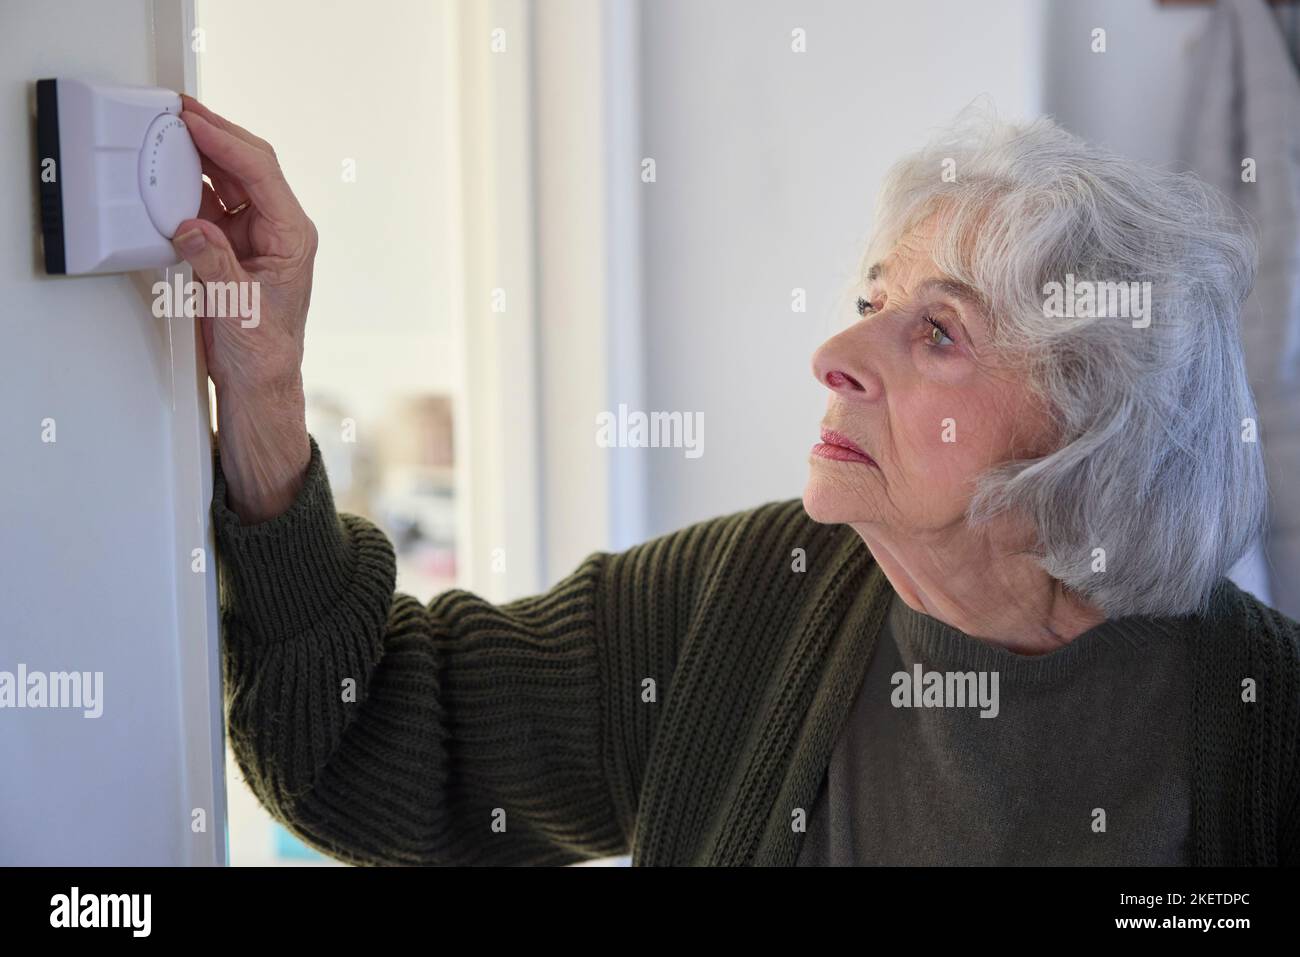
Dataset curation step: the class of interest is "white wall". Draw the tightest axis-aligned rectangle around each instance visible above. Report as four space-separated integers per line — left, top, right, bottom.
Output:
0 0 224 865
637 0 1042 535
1042 0 1211 168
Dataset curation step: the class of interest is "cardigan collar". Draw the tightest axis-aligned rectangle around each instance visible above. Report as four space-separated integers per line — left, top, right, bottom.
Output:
749 552 892 865
714 525 891 866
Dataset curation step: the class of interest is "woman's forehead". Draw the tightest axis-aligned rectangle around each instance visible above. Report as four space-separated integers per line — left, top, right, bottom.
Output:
865 218 948 280
867 257 988 316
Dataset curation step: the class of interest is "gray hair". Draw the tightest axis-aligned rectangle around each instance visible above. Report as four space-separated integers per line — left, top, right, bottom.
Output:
863 103 1267 618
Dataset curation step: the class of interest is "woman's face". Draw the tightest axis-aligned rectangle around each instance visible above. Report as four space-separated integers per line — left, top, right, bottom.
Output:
804 225 1055 540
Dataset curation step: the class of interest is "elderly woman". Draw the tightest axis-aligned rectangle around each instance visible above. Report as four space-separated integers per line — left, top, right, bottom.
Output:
174 94 1299 867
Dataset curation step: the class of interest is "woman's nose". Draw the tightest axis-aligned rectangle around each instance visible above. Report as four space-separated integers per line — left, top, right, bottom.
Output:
811 332 879 400
824 369 864 391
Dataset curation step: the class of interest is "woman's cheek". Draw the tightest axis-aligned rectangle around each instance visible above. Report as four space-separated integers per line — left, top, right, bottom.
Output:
904 389 990 476
914 344 976 387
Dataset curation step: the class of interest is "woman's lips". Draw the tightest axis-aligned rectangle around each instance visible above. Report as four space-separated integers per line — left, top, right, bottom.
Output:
812 428 878 467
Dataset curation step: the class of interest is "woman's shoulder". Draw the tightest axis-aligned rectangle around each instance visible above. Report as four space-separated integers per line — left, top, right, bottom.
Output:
1212 578 1300 639
1192 577 1300 859
1195 578 1300 677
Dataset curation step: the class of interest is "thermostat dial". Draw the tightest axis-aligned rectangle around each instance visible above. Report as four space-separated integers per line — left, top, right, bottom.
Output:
138 112 202 238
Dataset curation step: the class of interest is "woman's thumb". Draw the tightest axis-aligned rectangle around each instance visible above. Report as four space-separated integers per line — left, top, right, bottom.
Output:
171 219 243 284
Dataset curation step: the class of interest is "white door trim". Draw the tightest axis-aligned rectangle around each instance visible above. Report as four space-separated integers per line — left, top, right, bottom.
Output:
445 0 545 600
152 0 227 867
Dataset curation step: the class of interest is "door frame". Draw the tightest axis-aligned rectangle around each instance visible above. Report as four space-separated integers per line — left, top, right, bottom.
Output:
153 0 227 867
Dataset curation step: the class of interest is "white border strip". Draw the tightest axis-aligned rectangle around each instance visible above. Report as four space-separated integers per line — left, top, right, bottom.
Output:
152 0 227 867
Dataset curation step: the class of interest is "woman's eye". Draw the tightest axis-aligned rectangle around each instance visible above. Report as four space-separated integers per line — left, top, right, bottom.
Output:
925 315 956 347
852 295 883 317
858 298 956 349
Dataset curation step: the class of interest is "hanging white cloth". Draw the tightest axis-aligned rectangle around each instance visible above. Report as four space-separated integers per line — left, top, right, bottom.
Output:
1178 0 1300 616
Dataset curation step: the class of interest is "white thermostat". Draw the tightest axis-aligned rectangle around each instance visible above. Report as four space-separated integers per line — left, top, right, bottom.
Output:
36 78 203 276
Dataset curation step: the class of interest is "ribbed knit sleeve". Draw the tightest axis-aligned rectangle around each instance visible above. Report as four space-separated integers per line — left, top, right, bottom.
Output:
212 433 658 866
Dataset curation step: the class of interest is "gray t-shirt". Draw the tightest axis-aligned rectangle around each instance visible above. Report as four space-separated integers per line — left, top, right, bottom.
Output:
796 592 1192 865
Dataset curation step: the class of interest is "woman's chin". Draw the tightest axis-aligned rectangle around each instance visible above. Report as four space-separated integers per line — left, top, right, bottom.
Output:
802 465 887 525
802 475 852 524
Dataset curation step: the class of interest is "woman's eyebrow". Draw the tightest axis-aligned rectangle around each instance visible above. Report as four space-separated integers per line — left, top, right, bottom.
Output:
914 277 989 317
864 264 985 314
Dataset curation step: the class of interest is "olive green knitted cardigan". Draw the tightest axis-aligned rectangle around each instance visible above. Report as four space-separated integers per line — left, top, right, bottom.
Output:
212 436 1300 866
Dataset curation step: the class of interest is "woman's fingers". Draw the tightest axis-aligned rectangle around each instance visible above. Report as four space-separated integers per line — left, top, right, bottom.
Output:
170 217 250 289
180 94 275 156
180 110 301 224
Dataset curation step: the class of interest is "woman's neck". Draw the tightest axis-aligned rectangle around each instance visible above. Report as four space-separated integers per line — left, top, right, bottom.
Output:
852 521 1108 656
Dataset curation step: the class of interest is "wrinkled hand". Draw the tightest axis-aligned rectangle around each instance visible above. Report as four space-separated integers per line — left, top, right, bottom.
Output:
171 94 317 397
173 94 314 524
